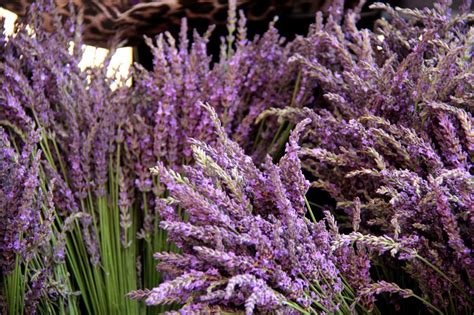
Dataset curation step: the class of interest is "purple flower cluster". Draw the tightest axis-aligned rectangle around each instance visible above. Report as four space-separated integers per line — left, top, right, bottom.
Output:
1 0 473 313
0 1 300 312
122 5 301 244
260 0 473 311
0 127 47 273
0 3 128 265
129 106 347 314
0 125 62 314
125 11 297 193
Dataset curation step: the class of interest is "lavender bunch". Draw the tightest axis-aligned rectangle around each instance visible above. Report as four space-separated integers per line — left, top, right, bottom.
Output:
260 0 473 312
302 112 473 312
0 1 141 313
1 1 301 313
125 4 298 191
0 125 79 315
0 126 44 268
124 2 302 295
128 105 356 314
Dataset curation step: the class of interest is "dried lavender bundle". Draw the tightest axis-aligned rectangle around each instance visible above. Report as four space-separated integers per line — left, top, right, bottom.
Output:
0 125 79 315
0 127 43 271
123 2 303 295
0 0 303 313
125 10 298 193
129 105 358 314
260 0 473 312
3 0 472 313
0 1 138 313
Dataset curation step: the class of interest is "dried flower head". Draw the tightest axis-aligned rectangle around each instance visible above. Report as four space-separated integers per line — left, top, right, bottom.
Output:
261 0 473 311
130 105 345 314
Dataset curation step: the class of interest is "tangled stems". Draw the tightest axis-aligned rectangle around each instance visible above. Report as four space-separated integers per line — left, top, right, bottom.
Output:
354 281 444 315
333 232 473 312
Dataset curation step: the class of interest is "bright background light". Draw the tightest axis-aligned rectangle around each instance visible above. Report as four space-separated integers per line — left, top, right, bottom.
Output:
0 7 133 87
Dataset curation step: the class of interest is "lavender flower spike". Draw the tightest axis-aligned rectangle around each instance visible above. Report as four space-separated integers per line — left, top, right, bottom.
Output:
131 105 345 314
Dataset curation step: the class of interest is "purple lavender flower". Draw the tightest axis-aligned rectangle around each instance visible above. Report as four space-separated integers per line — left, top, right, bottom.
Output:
124 9 299 194
0 125 67 314
129 105 346 314
0 127 45 273
260 0 473 310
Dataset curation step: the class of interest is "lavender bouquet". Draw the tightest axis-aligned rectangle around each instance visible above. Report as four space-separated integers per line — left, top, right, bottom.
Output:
260 0 473 312
122 0 299 294
0 0 298 313
130 105 369 314
0 124 78 314
1 0 473 313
